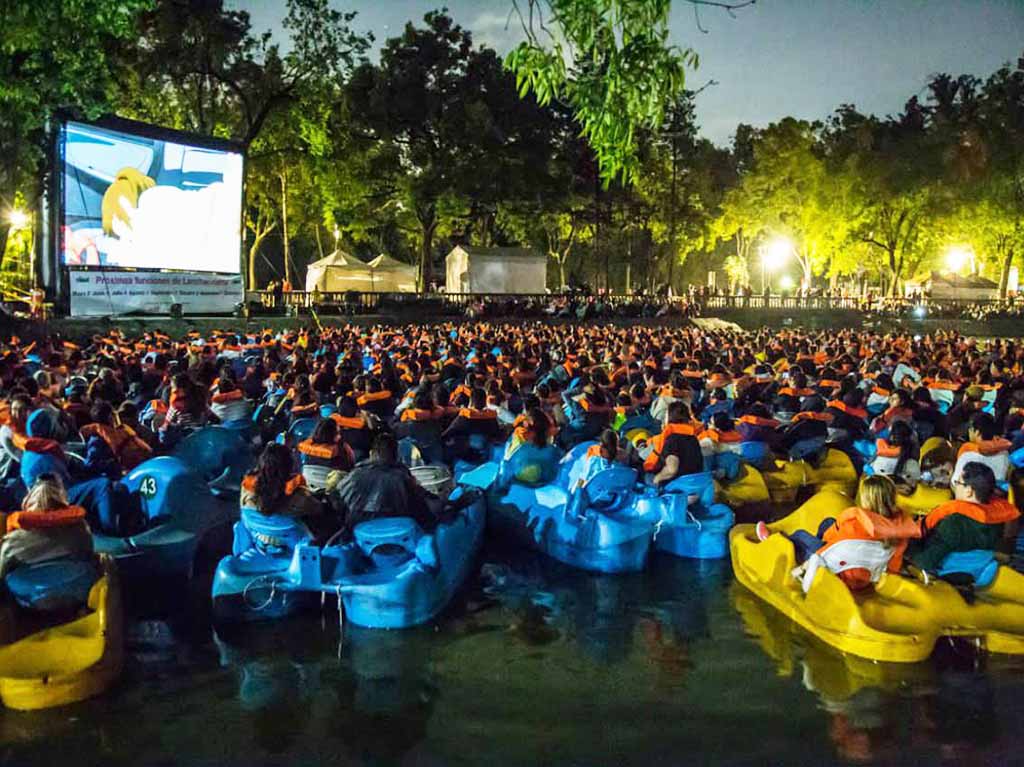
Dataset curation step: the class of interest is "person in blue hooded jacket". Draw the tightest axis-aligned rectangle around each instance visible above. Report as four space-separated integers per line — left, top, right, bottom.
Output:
18 408 72 490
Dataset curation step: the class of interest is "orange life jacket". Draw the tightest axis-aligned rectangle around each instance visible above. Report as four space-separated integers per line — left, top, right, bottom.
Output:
356 390 392 407
330 414 367 431
924 498 1020 531
956 437 1012 459
81 422 151 470
643 422 699 473
401 407 445 422
241 474 306 496
7 505 87 534
827 400 868 420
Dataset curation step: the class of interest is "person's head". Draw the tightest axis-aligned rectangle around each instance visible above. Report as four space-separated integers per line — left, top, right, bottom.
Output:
117 401 139 425
968 411 997 443
857 475 898 518
102 167 155 235
470 387 487 410
414 389 434 411
252 444 295 514
310 417 337 446
712 412 734 432
598 428 619 460
889 389 911 410
666 400 691 425
370 433 398 464
528 408 550 447
24 473 69 512
954 462 996 504
91 399 116 426
9 394 31 431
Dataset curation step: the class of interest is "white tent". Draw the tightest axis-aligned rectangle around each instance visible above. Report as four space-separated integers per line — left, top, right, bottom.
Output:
445 245 547 294
304 250 368 292
366 254 418 293
305 250 419 293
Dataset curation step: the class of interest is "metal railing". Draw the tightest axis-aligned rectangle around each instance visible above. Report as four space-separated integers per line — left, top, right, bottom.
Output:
245 290 1022 316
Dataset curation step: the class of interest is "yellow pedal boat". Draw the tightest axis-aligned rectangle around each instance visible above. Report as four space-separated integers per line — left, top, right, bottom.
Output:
0 555 123 710
730 491 1024 663
762 449 858 504
715 464 771 507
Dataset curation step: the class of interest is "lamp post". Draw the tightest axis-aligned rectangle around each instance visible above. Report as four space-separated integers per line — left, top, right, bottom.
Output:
760 236 793 299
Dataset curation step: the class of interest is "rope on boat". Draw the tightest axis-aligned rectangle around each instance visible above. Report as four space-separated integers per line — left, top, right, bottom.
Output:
242 575 282 612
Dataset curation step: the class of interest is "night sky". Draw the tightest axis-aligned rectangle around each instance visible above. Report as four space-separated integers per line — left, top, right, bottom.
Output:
231 0 1024 145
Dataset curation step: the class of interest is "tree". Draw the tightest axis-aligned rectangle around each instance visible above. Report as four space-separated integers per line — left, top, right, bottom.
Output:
0 0 151 260
505 0 753 185
347 11 568 289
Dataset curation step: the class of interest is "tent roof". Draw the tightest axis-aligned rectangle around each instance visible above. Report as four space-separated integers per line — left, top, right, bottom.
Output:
367 254 415 271
307 249 361 269
448 245 543 261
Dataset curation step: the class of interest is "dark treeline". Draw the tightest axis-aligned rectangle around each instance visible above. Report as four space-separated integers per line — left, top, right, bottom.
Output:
2 1 1022 295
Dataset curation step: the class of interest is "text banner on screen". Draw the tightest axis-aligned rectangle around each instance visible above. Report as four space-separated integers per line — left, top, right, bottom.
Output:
68 270 243 316
60 119 243 273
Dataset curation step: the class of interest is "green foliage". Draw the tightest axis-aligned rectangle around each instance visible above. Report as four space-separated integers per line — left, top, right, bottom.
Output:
505 0 705 186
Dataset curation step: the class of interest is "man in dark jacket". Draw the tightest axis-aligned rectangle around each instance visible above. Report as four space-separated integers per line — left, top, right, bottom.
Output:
335 433 437 531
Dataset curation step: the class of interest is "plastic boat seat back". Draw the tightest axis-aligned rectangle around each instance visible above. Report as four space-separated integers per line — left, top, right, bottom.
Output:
410 465 454 498
173 426 252 483
123 456 212 527
301 463 334 492
663 471 715 507
558 441 598 488
570 465 638 517
286 417 318 446
353 517 422 566
4 559 99 612
238 508 313 558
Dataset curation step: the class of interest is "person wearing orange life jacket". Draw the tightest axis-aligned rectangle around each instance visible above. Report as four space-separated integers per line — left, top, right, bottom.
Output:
777 400 833 462
952 411 1011 483
209 375 252 424
909 462 1021 572
556 383 613 448
241 443 327 534
650 371 691 423
735 404 781 446
296 417 354 473
330 395 378 462
578 429 633 487
868 420 920 493
356 377 396 421
443 387 502 461
0 475 93 580
643 401 704 487
395 389 446 464
81 400 152 478
756 475 921 592
699 412 744 478
870 388 914 434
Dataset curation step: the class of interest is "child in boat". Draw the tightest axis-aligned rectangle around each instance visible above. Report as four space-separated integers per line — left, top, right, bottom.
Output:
756 475 921 592
0 474 93 579
909 461 1020 572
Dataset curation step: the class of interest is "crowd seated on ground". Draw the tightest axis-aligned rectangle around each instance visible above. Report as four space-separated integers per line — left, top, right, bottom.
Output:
0 321 1021 591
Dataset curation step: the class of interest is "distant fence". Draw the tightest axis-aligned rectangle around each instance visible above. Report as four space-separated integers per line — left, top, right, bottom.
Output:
246 290 1021 314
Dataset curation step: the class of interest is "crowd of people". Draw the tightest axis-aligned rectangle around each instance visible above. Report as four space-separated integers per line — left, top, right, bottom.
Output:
0 322 1020 593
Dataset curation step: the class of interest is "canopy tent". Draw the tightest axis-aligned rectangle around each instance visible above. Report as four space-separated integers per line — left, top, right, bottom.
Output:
366 254 418 293
445 245 547 294
304 250 418 293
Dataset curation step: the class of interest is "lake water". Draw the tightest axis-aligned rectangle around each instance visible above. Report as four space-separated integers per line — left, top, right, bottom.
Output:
3 544 1023 767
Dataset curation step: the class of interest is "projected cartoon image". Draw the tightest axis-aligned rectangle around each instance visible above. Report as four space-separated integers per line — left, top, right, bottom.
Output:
61 121 243 273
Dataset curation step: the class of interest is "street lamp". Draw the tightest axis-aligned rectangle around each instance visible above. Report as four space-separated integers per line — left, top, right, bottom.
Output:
7 209 29 231
760 236 793 294
945 245 973 274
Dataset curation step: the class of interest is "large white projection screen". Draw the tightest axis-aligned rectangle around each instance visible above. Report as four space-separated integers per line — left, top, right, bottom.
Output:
60 120 243 273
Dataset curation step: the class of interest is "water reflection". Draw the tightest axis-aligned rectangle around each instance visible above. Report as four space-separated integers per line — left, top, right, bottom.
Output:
731 582 1019 764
